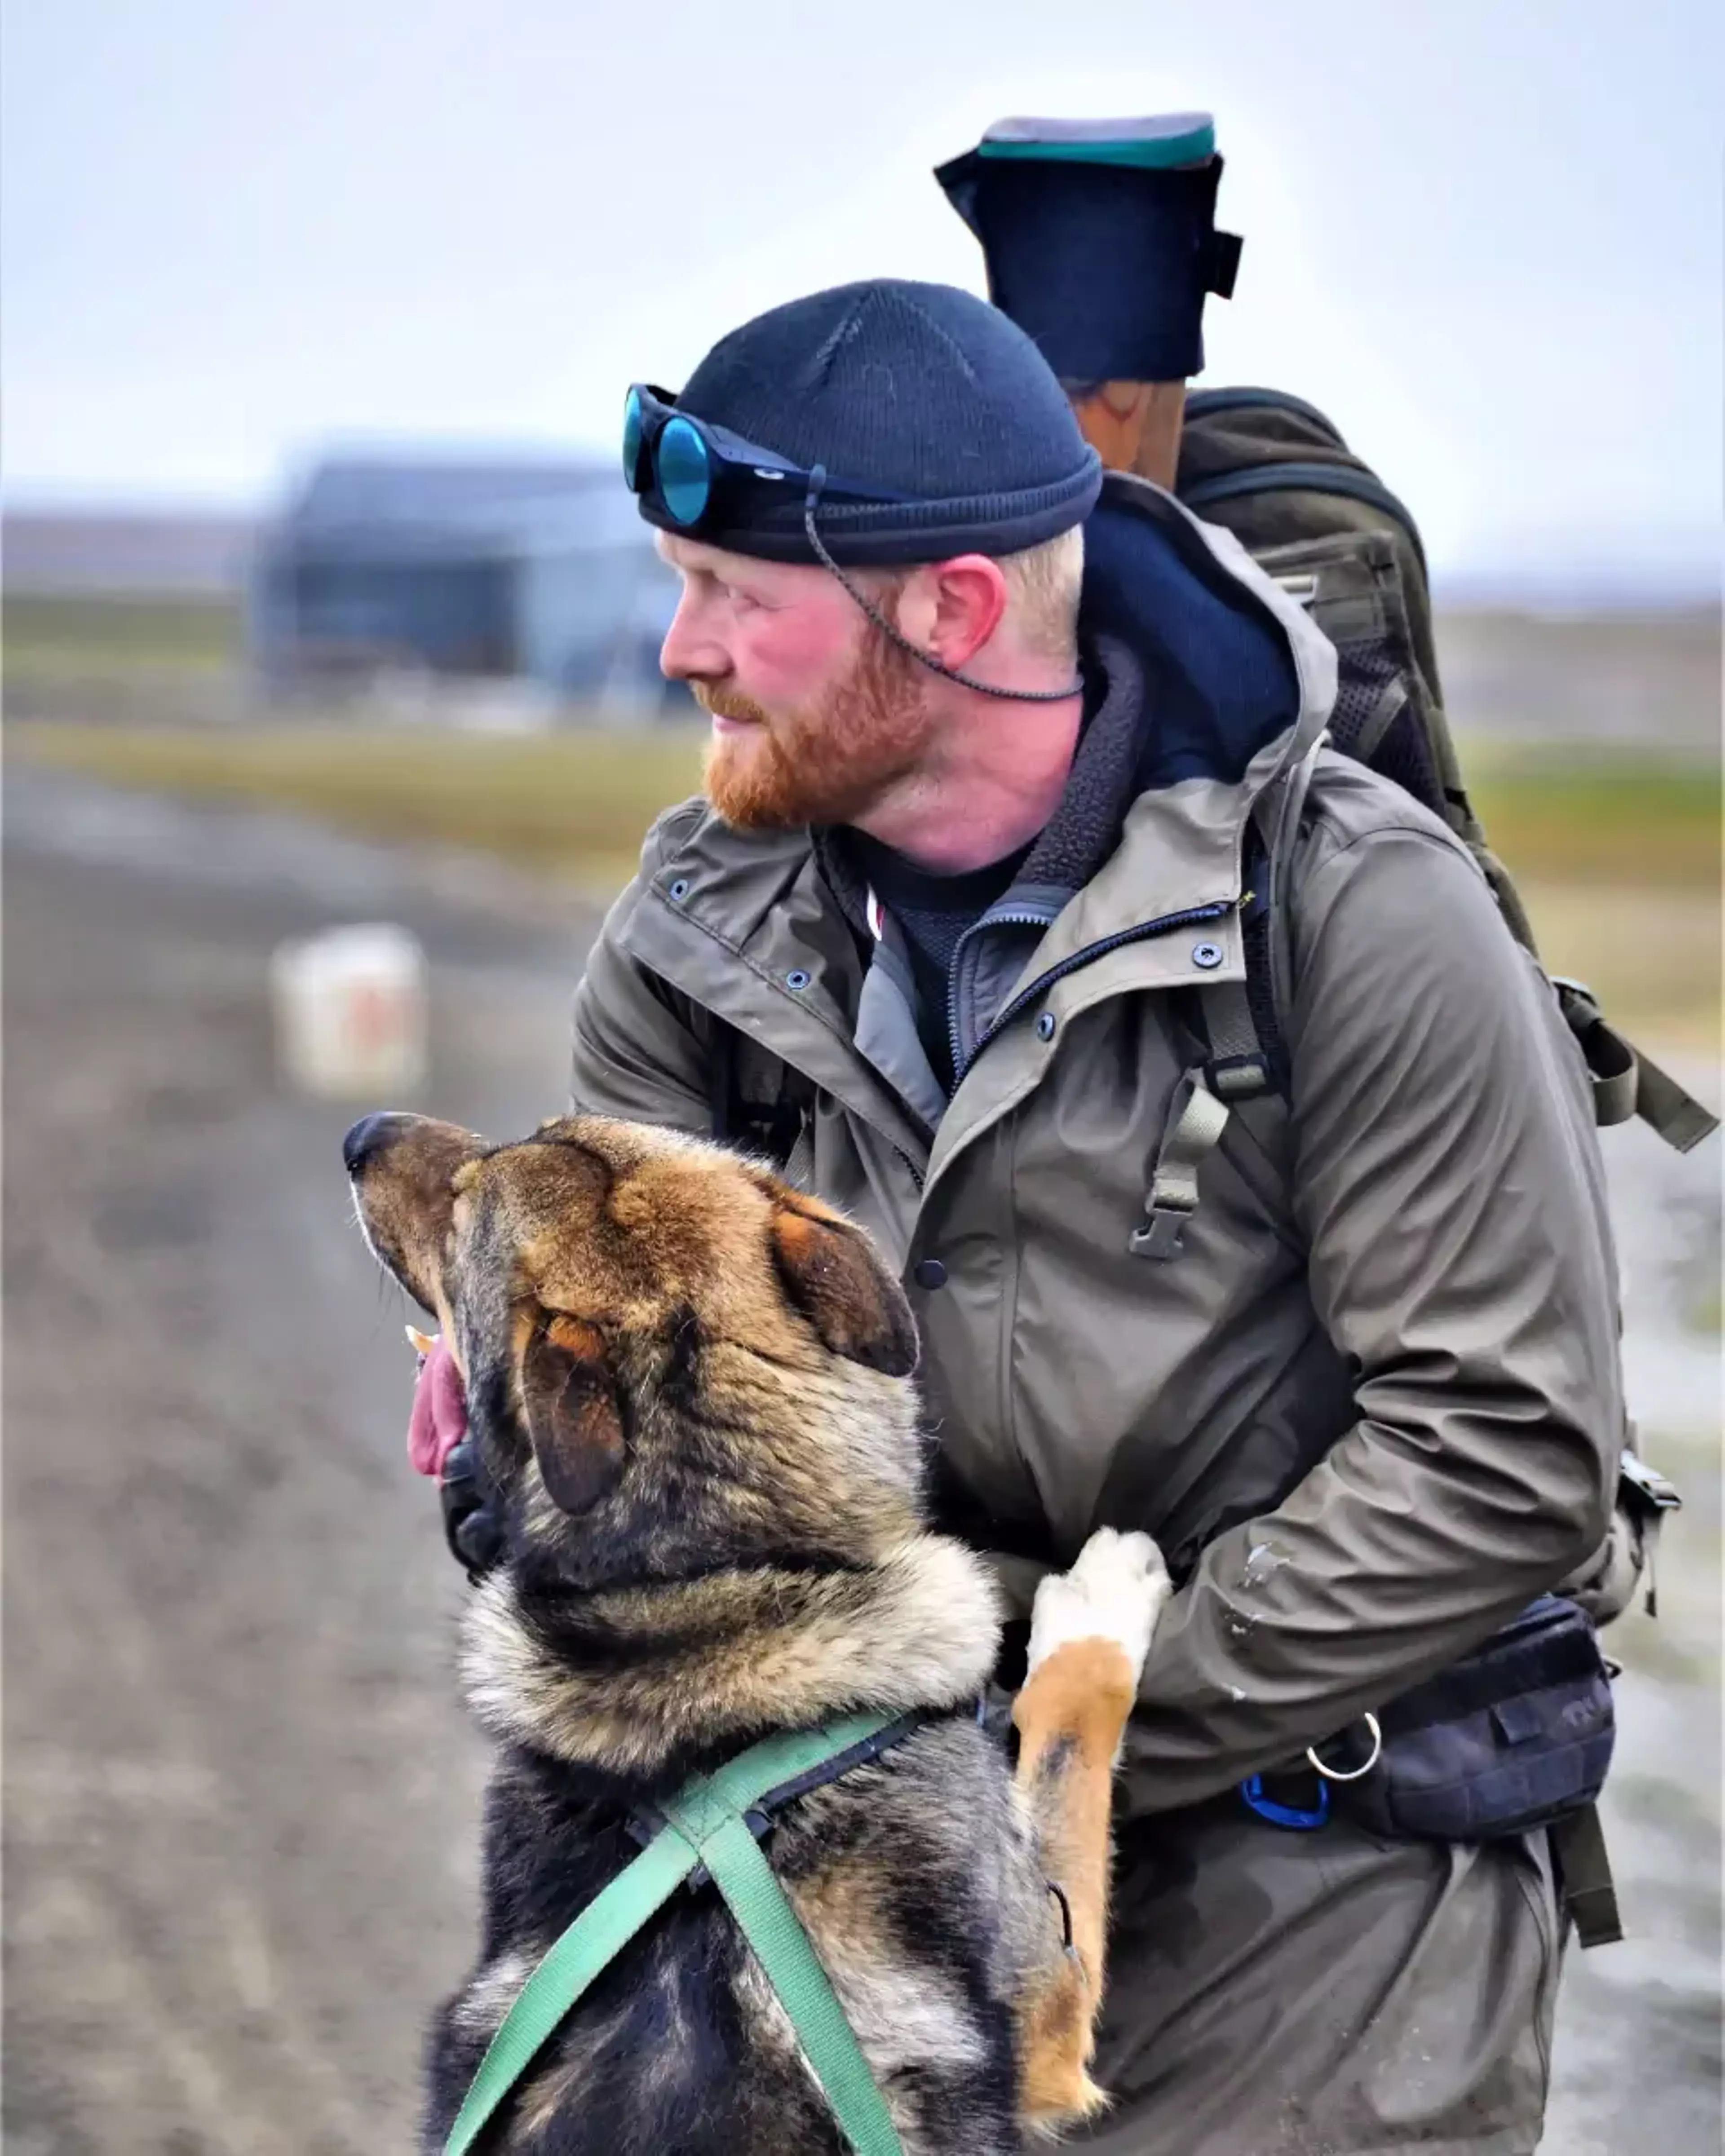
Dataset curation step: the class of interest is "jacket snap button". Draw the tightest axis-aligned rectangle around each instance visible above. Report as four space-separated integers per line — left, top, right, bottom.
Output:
1191 941 1224 971
784 969 811 991
1035 1012 1057 1041
913 1258 948 1290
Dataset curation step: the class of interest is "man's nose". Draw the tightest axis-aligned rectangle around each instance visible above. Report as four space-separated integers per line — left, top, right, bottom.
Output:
659 589 729 682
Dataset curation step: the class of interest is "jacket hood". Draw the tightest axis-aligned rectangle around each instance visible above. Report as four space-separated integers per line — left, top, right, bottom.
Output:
1083 474 1306 793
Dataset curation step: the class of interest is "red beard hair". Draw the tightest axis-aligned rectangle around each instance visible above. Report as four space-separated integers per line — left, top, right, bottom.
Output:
697 619 932 831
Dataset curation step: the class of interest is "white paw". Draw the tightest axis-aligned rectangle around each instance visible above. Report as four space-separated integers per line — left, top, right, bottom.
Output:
1026 1528 1171 1686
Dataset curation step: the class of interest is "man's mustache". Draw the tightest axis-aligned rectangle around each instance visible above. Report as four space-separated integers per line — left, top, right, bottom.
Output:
693 682 774 727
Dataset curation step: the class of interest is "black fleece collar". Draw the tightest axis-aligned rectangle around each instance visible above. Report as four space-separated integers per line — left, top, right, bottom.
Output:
814 629 1150 936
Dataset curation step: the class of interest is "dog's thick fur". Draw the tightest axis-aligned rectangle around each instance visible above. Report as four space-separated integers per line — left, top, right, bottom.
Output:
348 1111 1168 2156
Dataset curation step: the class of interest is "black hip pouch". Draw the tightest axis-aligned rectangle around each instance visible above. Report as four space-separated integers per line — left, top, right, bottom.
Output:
1324 1595 1616 1842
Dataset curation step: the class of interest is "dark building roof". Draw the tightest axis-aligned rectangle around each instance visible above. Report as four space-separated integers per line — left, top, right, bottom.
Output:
280 454 630 557
290 455 606 526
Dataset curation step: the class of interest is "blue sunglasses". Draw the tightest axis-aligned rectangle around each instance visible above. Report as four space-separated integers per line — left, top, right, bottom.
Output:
621 383 1086 706
621 383 912 530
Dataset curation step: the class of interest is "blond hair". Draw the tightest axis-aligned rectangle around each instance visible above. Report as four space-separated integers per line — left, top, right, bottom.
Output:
999 524 1085 660
862 524 1084 669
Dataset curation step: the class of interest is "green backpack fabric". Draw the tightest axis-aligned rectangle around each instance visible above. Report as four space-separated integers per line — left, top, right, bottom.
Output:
1173 386 1716 1155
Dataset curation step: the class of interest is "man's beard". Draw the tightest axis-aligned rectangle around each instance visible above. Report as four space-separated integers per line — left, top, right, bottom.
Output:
696 624 932 831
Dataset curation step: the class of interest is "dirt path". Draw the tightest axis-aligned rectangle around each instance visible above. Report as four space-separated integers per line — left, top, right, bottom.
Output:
4 769 589 2153
4 766 1718 2152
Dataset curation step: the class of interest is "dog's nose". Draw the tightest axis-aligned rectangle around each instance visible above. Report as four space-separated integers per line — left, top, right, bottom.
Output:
342 1110 413 1175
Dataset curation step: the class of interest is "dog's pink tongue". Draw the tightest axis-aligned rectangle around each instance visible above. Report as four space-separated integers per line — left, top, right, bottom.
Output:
407 1339 469 1478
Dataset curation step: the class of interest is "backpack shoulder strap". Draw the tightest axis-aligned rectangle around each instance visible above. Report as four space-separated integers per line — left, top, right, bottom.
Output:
709 1019 819 1181
1129 756 1309 1262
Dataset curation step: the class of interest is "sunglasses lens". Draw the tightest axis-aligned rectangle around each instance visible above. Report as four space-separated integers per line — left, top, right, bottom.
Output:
657 416 711 525
622 387 644 490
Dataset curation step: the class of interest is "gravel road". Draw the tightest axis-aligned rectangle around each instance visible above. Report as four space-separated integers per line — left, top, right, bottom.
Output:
4 764 1718 2154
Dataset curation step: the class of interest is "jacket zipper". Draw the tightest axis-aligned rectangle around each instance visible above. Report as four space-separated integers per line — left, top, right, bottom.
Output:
946 907 1062 1089
953 898 1234 1085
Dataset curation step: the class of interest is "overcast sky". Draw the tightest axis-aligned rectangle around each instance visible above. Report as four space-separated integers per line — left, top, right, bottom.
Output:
3 0 1719 592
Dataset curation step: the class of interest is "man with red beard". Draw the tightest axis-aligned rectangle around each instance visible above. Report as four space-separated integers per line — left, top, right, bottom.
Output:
411 278 1630 2153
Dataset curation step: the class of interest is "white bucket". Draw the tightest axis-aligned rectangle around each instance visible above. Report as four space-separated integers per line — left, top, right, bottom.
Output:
270 923 429 1098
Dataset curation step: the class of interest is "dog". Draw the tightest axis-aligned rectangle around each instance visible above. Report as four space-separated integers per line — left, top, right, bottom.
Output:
345 1109 1169 2155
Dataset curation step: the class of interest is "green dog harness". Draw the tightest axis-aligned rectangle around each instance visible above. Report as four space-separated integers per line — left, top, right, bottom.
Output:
445 1709 927 2156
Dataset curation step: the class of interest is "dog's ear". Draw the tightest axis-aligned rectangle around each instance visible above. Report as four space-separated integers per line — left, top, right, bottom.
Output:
518 1316 628 1514
768 1198 919 1377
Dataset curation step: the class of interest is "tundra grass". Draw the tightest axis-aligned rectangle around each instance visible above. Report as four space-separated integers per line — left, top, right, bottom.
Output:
3 594 243 672
8 720 1719 1039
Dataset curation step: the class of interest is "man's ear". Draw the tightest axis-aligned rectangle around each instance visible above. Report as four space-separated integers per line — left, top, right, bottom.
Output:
896 553 1008 672
768 1197 919 1377
518 1316 629 1514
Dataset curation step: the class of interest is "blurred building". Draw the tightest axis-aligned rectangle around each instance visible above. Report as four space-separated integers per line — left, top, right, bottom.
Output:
249 454 682 712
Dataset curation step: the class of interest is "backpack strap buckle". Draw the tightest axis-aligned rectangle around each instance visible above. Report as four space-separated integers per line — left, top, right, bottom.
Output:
1208 1049 1275 1102
1551 976 1639 1128
1131 1065 1231 1261
1551 976 1721 1152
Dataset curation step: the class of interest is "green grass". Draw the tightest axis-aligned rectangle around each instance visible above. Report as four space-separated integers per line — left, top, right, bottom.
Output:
3 592 244 672
7 720 1719 1036
1464 747 1721 889
9 719 1715 881
4 719 707 889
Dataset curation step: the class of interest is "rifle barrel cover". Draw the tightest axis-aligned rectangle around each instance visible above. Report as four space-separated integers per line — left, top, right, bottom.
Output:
936 113 1243 383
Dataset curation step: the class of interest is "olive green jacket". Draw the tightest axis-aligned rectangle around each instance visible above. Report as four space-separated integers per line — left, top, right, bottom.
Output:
568 474 1622 1820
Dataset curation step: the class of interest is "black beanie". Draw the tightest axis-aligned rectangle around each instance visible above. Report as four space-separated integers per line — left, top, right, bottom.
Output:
638 278 1102 566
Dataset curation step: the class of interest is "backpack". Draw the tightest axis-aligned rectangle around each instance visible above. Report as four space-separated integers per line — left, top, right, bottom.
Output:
1164 385 1716 1162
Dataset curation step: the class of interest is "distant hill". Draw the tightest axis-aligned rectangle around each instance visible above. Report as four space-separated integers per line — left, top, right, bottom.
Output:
2 509 258 596
1436 604 1720 755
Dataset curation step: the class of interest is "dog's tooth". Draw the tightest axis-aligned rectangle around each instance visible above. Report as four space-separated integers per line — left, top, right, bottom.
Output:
406 1325 438 1356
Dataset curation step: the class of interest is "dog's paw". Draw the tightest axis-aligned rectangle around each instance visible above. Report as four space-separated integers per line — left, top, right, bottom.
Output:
1026 1528 1171 1687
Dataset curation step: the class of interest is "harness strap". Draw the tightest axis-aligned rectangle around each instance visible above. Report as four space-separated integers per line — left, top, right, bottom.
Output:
658 1786 906 2156
444 1825 699 2156
443 1710 909 2156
